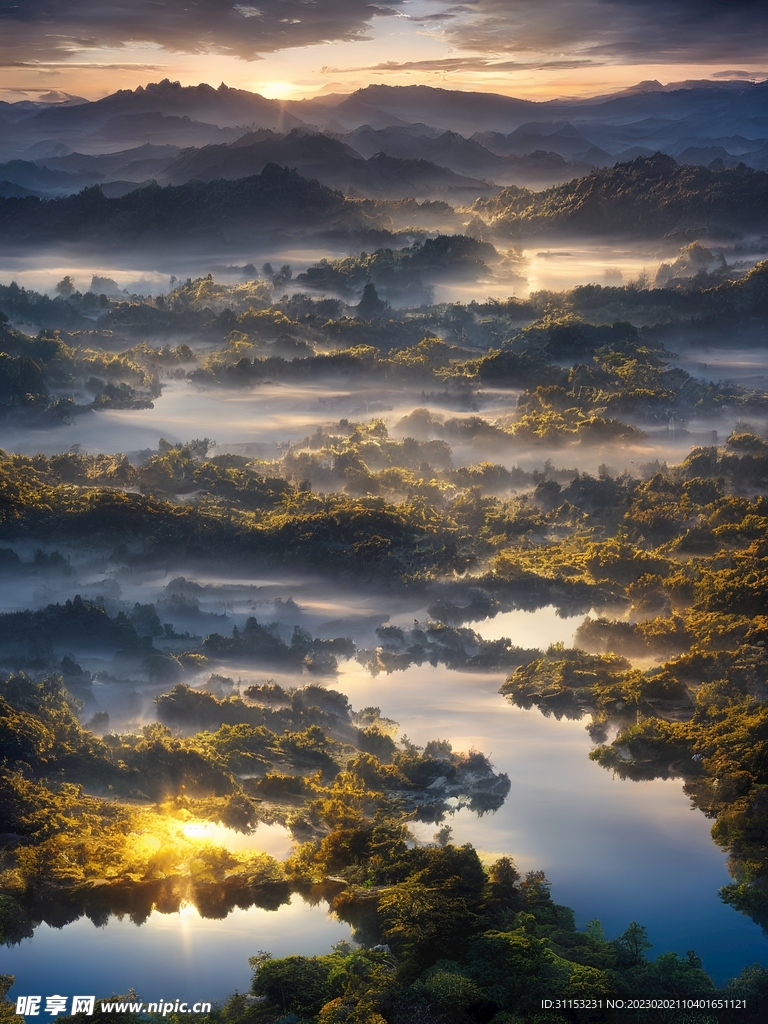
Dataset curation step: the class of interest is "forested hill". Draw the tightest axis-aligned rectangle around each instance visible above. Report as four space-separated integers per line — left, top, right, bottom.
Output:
0 163 387 247
470 154 768 239
5 153 768 249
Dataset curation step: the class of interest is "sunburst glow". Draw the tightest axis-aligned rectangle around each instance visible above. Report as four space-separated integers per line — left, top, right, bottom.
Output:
255 80 297 99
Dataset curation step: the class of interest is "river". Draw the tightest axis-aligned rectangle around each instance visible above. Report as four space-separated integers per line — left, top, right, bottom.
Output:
2 307 768 1003
5 620 768 998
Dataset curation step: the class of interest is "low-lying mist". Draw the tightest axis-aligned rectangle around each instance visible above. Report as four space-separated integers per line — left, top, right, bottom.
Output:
5 218 768 986
6 235 761 311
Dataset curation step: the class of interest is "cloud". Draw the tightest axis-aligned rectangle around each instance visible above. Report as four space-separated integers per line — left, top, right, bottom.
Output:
420 0 768 64
4 0 767 72
0 0 405 64
711 69 766 79
1 62 166 71
321 56 600 74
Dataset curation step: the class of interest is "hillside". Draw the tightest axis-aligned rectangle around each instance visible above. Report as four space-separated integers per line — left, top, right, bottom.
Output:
158 129 494 200
0 164 388 248
468 155 768 239
5 154 768 250
5 79 768 172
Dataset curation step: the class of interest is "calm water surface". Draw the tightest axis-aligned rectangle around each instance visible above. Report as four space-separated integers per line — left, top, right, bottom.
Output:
3 345 768 999
3 898 353 1004
5 614 768 996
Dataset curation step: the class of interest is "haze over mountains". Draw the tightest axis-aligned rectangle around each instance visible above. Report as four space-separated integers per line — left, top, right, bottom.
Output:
2 78 768 203
4 155 768 260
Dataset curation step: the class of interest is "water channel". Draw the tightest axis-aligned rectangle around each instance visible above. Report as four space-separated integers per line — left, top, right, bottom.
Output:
3 323 768 1002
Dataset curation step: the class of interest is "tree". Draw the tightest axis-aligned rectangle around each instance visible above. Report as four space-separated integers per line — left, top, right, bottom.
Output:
615 921 652 966
55 276 76 297
356 282 387 320
0 978 27 1024
433 825 452 847
252 955 331 1016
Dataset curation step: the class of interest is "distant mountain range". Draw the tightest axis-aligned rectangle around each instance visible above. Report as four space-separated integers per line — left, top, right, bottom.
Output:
0 134 497 203
153 129 497 200
0 78 767 203
0 126 595 202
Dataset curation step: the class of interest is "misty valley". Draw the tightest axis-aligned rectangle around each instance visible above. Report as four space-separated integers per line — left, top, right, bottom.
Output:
7 77 768 1024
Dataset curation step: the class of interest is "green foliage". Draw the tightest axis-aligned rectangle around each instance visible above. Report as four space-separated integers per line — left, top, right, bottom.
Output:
468 155 768 240
0 167 367 247
501 647 636 721
295 235 498 304
244 838 728 1023
0 976 24 1024
0 668 512 934
0 896 32 945
6 248 768 1020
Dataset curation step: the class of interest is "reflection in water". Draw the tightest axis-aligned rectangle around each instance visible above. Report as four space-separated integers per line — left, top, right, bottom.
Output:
2 897 352 1004
430 244 666 303
336 661 768 985
471 604 583 646
178 820 294 859
0 242 665 306
3 241 768 1001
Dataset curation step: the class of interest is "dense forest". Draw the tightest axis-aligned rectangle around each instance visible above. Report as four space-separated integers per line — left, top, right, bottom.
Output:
3 663 768 1021
0 165 384 248
6 248 768 426
2 155 768 250
9 36 768 1024
467 156 768 240
5 247 768 1022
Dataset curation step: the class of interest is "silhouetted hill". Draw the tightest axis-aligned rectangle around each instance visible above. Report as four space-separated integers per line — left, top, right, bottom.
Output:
321 81 768 136
468 155 768 240
4 78 768 181
24 80 296 133
42 143 181 177
299 82 768 172
0 164 388 249
86 112 243 149
474 122 603 160
160 129 362 183
157 129 494 199
345 124 594 185
0 159 92 195
7 154 766 250
327 85 541 134
357 152 493 199
157 123 588 196
0 180 41 199
0 80 312 159
346 126 509 174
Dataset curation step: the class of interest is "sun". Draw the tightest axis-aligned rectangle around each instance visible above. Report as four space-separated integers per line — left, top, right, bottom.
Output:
256 80 297 99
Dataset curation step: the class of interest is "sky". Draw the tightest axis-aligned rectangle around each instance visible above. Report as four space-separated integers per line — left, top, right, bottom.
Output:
1 0 768 103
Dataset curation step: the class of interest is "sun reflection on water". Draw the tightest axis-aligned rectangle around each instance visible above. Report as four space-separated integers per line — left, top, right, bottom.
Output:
178 818 294 858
